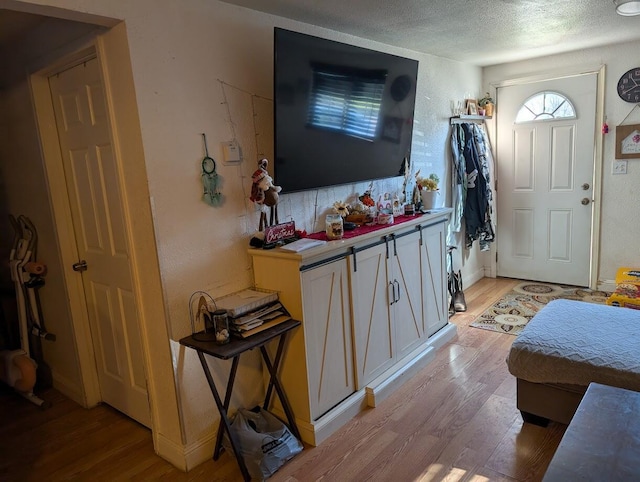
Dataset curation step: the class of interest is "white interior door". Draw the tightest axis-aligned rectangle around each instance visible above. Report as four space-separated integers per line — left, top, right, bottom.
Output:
496 74 597 286
49 58 151 427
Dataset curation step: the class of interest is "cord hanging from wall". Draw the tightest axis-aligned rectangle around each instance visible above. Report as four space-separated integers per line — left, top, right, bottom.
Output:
219 81 243 164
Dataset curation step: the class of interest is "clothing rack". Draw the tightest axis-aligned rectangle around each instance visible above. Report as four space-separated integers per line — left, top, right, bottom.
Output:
450 115 492 125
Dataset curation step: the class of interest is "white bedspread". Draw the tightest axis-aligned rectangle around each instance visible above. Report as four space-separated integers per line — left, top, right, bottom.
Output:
507 299 640 391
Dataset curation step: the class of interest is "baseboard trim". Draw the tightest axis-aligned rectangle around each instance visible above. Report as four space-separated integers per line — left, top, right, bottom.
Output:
598 280 616 292
155 428 217 472
428 322 458 352
52 371 85 407
365 345 435 408
364 322 457 407
308 391 368 446
270 390 369 447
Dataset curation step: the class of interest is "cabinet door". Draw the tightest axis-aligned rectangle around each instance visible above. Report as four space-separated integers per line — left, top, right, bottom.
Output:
389 231 425 360
301 259 355 420
421 221 449 336
350 243 394 389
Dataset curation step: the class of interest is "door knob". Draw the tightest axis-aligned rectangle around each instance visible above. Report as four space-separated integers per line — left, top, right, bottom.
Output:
72 260 88 272
581 198 590 205
582 183 590 190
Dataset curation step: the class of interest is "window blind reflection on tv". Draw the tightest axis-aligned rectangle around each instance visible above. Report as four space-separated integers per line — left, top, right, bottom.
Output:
274 28 418 193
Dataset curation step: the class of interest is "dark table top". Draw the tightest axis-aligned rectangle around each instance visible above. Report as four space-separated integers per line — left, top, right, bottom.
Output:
178 319 300 360
543 382 640 481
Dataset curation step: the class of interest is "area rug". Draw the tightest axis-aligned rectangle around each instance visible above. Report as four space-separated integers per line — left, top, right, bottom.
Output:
469 281 611 336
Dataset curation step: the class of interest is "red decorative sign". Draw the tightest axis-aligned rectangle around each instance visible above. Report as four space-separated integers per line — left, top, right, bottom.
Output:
265 221 296 244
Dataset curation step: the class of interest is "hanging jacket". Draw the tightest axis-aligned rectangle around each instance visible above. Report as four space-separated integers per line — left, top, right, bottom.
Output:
460 123 489 248
450 125 466 233
471 123 495 251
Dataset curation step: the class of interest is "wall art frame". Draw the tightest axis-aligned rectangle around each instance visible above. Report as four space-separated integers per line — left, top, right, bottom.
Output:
615 123 640 159
465 99 478 115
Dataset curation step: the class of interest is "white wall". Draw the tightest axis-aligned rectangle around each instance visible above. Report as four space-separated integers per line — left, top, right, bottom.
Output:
5 0 486 465
483 40 640 284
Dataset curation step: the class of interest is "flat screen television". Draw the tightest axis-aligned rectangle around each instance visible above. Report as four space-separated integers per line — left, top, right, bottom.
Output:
274 28 419 193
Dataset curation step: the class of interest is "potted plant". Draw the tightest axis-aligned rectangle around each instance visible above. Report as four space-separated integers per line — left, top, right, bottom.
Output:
416 173 440 210
478 92 494 117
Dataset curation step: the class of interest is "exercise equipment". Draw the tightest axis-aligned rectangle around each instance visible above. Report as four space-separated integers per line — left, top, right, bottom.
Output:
0 215 55 408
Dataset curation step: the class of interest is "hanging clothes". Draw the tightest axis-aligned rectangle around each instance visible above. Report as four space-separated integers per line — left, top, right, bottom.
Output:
471 123 495 251
450 124 466 233
451 122 495 251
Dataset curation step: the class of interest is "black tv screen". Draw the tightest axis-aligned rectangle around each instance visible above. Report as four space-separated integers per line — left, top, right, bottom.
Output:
274 28 419 193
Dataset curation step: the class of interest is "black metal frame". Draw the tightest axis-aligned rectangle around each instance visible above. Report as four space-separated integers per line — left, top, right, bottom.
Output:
180 319 301 481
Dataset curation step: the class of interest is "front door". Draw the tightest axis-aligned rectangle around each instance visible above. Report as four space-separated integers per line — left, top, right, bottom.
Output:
49 58 151 427
496 74 597 286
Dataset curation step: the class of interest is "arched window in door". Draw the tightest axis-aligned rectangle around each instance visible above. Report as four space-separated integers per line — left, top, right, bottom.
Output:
515 91 576 123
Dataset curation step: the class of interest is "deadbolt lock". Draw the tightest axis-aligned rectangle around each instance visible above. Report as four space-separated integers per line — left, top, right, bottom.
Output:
582 183 590 190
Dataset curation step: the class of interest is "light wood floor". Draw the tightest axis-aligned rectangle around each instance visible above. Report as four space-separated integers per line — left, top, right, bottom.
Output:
0 277 566 481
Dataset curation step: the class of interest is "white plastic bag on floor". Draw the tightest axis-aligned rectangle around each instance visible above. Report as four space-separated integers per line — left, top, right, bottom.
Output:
229 407 302 480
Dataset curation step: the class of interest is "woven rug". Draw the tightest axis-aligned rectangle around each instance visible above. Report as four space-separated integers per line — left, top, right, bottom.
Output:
469 281 611 336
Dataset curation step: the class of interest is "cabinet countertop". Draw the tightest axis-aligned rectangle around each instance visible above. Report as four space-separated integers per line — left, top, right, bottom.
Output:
249 208 452 263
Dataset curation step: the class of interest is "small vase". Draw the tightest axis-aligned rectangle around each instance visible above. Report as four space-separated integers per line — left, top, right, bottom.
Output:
420 190 439 210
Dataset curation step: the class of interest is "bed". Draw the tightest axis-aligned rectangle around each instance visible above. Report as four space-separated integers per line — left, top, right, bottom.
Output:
506 298 640 425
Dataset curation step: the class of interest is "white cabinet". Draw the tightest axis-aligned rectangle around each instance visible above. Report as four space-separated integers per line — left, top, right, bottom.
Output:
350 230 425 388
420 220 449 336
249 210 456 447
301 258 355 420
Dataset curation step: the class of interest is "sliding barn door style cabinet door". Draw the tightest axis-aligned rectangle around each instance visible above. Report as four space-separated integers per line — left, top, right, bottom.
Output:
350 229 426 389
250 210 457 447
421 220 449 336
300 258 355 420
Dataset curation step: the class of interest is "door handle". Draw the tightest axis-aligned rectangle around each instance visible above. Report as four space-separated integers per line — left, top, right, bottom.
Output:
581 198 590 205
389 281 395 305
394 280 400 303
72 260 88 272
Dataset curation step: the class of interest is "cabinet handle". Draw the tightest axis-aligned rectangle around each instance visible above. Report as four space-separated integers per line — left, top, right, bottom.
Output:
389 281 395 305
384 236 389 259
394 279 400 303
392 234 397 257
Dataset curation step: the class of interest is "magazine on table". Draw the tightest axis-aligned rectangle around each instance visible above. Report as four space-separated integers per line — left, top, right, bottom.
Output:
230 301 292 338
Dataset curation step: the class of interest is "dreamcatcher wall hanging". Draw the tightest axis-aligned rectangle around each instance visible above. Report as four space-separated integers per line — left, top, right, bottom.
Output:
201 133 222 205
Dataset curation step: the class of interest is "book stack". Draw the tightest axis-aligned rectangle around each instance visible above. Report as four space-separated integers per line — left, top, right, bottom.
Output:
215 288 291 338
228 301 291 338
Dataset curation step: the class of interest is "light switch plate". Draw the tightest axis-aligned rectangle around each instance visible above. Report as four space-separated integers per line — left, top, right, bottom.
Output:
222 141 242 164
612 160 627 175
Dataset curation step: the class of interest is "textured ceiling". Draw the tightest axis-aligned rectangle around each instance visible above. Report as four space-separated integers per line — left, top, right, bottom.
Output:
2 2 639 65
219 0 640 66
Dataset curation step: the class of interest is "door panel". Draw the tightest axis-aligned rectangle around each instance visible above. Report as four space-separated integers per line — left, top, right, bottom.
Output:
422 222 448 336
390 232 424 360
496 74 596 286
301 260 355 419
550 126 574 190
49 58 150 427
548 210 572 261
350 244 393 389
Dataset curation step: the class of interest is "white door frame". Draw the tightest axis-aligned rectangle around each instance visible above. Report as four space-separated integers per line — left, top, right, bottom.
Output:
488 65 605 289
30 25 185 468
